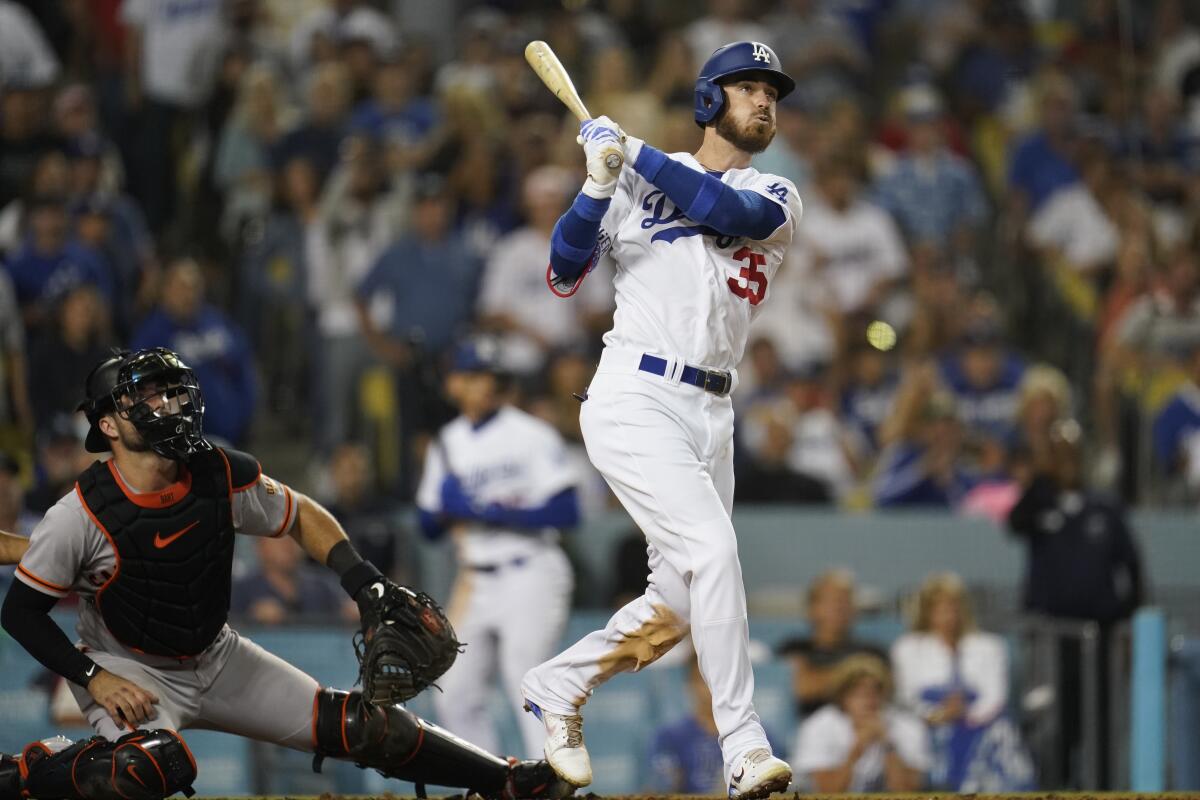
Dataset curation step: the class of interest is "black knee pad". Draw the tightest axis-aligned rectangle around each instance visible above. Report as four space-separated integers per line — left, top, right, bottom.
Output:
313 688 509 792
21 730 196 800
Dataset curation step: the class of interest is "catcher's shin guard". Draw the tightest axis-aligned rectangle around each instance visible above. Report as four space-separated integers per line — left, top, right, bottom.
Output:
20 730 196 800
313 688 510 792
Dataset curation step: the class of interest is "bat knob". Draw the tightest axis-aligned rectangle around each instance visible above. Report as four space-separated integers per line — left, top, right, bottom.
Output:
604 153 623 170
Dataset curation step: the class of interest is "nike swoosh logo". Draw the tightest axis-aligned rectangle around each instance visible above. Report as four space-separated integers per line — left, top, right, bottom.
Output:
732 767 745 784
154 520 200 549
85 664 96 678
126 765 146 786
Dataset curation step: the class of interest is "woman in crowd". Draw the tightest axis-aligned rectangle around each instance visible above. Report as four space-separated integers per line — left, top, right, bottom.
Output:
890 572 1035 791
776 569 887 717
792 655 930 792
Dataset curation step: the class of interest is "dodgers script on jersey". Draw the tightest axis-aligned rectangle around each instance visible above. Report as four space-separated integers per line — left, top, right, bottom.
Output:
592 154 802 370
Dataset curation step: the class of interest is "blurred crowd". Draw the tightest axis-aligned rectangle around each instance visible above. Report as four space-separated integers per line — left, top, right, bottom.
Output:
650 550 1141 793
5 0 1200 519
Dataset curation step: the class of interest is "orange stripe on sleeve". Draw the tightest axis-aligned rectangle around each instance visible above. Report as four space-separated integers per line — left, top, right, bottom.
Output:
16 564 70 595
270 485 295 538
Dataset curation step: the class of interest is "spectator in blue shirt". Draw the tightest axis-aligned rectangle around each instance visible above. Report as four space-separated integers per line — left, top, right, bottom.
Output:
1007 72 1082 216
66 133 158 318
356 173 480 495
350 57 439 170
1119 87 1197 209
647 655 783 794
938 317 1026 445
1153 341 1200 490
841 328 901 457
355 174 481 362
5 194 113 333
271 61 351 186
28 283 111 435
131 258 258 445
873 85 987 261
874 366 976 508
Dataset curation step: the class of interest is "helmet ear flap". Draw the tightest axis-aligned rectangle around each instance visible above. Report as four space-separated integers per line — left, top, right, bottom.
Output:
693 77 725 128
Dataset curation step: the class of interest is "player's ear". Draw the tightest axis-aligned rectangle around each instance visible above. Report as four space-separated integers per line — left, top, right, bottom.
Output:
98 413 120 443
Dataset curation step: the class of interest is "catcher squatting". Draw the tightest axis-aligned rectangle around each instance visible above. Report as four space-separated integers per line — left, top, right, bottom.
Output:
0 348 570 800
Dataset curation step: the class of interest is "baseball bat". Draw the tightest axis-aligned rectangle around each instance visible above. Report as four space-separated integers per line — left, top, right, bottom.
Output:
524 40 624 171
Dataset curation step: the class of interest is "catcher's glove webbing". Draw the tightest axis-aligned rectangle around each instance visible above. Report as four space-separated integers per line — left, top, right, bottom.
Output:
354 579 462 705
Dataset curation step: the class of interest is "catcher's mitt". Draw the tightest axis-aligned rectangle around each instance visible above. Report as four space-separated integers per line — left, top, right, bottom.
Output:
353 579 462 705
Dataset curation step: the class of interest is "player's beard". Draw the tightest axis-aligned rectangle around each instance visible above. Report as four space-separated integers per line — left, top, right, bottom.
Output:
716 109 776 154
113 416 153 453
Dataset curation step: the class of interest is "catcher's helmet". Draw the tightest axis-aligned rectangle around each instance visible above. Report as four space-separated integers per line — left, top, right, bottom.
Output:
78 347 210 461
694 41 795 128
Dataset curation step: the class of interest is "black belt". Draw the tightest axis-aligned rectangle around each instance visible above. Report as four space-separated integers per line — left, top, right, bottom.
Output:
467 556 529 573
638 354 732 396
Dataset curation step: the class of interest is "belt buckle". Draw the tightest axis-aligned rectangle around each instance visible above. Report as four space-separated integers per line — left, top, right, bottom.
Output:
704 370 730 395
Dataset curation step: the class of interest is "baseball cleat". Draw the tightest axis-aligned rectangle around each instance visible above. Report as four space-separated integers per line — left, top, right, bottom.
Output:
523 700 592 787
727 748 792 800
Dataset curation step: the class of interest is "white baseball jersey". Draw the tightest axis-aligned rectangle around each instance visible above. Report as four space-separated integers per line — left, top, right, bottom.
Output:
416 406 577 564
591 153 802 371
417 405 576 758
524 154 805 781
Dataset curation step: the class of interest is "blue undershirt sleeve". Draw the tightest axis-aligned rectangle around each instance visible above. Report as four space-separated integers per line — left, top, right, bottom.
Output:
482 488 581 530
417 509 447 541
633 143 786 240
549 193 611 281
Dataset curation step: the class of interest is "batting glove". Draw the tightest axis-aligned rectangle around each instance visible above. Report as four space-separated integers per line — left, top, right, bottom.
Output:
577 116 625 199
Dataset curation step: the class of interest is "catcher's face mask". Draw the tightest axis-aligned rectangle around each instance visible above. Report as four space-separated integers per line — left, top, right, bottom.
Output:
109 349 210 461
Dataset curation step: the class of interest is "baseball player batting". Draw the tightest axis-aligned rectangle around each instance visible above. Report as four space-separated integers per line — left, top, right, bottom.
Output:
417 338 578 758
0 347 569 800
521 42 802 799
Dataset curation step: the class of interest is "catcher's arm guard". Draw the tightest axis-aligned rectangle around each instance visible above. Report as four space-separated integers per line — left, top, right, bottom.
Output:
354 578 462 705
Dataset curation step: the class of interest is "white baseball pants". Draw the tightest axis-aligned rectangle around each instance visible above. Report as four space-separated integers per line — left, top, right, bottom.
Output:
522 352 771 779
435 546 573 758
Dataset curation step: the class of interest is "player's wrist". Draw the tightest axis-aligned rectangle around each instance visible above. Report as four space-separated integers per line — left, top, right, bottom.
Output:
627 137 664 179
581 175 617 199
72 654 103 689
326 539 383 600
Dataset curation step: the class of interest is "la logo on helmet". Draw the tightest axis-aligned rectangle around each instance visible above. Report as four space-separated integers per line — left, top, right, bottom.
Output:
751 42 771 62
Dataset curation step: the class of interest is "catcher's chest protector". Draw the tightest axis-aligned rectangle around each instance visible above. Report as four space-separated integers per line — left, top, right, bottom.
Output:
77 450 235 657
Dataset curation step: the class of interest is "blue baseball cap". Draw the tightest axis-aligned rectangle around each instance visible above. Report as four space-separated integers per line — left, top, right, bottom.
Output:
451 337 502 373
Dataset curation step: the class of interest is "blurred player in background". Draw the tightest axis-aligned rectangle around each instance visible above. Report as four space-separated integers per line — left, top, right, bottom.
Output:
521 41 802 799
418 338 579 758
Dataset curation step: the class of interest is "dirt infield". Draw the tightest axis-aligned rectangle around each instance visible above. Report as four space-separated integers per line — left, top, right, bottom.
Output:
201 793 1198 800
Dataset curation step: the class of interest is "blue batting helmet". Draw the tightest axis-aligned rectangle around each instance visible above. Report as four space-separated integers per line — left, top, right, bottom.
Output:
694 41 795 128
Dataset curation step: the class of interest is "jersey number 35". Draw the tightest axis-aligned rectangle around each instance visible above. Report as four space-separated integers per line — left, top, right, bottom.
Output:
727 246 768 306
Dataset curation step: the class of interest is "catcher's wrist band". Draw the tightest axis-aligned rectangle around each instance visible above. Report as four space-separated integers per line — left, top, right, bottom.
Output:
327 539 383 600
